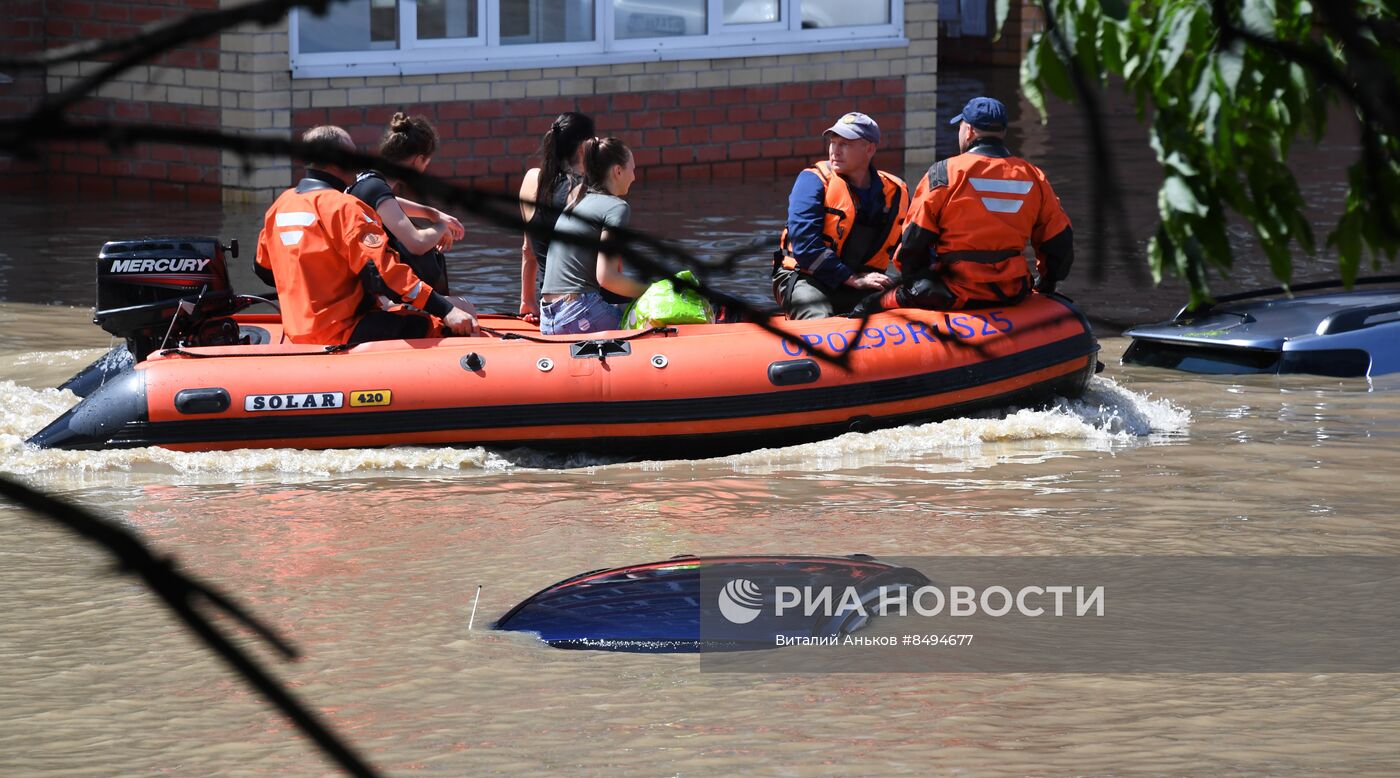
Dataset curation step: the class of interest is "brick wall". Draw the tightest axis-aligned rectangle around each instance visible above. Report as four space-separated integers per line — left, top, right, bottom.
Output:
43 0 221 68
293 79 908 194
7 0 945 202
42 102 223 202
0 1 50 192
2 0 226 200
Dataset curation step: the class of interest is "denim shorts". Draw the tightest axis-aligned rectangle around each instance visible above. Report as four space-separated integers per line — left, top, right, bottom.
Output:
540 291 621 335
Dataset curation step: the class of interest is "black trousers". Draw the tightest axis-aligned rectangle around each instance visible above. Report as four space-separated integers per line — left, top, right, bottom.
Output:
348 310 433 344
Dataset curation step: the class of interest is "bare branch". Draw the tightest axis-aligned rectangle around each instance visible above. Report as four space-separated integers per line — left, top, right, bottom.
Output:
0 475 382 778
0 0 332 70
24 0 339 122
1040 1 1145 288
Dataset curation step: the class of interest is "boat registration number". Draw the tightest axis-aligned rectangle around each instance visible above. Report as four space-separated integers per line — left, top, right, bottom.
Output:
244 392 345 411
781 312 1014 357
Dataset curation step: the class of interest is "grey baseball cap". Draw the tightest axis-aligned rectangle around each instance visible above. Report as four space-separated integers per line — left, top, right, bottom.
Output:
823 112 881 144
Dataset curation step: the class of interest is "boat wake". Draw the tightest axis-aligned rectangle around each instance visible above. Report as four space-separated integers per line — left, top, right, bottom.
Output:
721 376 1190 472
0 375 1188 484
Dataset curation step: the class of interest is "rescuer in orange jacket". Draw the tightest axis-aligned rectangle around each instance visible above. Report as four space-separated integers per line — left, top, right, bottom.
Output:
254 126 478 345
772 112 909 319
855 97 1074 315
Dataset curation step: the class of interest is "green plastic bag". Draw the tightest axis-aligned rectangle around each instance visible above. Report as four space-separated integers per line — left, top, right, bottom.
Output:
620 270 716 328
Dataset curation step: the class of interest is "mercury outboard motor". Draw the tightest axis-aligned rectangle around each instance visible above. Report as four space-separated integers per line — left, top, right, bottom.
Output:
93 236 241 362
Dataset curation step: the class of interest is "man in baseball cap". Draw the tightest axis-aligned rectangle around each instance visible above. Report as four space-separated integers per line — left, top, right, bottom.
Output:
771 112 909 319
824 111 882 143
853 95 1075 315
948 96 1009 131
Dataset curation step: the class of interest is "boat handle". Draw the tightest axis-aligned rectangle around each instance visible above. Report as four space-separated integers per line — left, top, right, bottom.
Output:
174 387 230 414
768 359 821 386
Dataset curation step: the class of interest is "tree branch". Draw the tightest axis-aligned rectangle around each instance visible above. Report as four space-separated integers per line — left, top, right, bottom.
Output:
0 475 382 778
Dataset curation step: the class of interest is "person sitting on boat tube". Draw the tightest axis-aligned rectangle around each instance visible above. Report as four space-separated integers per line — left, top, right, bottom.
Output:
254 125 478 345
539 137 649 335
772 112 909 320
519 111 595 324
853 97 1074 315
347 112 464 297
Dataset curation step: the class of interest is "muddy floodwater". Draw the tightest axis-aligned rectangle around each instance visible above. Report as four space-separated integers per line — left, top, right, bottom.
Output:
3 75 1399 775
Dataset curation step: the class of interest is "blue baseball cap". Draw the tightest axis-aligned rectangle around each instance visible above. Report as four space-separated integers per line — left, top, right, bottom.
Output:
950 96 1008 130
823 112 881 144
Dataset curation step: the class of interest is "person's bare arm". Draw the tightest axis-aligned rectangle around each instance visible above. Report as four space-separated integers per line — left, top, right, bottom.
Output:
519 169 542 321
520 236 540 322
395 196 464 242
376 196 446 255
595 230 649 298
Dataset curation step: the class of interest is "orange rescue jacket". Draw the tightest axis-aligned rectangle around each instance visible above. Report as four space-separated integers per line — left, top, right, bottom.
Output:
255 177 448 345
896 140 1073 307
780 161 908 275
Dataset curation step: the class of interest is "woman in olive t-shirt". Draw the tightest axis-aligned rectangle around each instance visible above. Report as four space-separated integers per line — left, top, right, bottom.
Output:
539 137 649 335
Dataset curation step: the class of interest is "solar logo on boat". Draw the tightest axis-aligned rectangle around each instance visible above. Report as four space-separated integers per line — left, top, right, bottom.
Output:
244 392 344 412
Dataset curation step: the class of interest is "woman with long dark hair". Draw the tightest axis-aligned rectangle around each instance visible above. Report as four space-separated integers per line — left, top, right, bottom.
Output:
538 137 648 335
518 112 595 323
347 112 465 294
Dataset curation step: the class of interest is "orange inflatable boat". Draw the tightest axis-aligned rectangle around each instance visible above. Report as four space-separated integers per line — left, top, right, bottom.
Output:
30 237 1099 453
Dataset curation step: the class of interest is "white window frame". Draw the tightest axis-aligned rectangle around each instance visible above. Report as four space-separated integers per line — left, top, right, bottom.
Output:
290 0 904 78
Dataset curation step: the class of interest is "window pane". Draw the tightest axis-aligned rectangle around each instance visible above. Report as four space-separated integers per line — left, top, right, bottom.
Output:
801 0 888 28
418 0 478 39
501 0 595 44
723 0 778 25
615 0 705 39
299 0 399 54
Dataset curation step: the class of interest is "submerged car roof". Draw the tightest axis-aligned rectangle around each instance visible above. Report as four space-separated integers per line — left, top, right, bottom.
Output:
1123 276 1400 377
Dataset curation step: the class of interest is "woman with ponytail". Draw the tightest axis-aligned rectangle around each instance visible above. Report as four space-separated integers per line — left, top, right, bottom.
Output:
538 137 649 335
518 111 595 323
348 112 465 294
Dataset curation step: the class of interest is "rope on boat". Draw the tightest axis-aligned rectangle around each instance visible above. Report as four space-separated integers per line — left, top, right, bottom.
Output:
477 324 677 344
156 325 677 358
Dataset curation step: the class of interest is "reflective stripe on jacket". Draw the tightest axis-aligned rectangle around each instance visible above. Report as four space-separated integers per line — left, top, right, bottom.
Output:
779 161 908 279
896 140 1072 307
254 179 444 345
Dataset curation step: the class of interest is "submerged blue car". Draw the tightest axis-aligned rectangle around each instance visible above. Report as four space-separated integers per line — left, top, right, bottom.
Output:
1123 277 1400 378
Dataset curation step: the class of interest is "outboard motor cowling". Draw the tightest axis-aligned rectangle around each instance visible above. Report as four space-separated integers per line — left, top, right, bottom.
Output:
94 237 239 361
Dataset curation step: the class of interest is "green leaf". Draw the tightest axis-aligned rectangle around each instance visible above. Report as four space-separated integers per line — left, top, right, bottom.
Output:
1038 28 1076 100
992 0 1011 42
1163 175 1210 217
1099 20 1124 75
1201 91 1222 147
1147 235 1166 285
1189 58 1216 116
1100 0 1129 21
1197 205 1235 270
1216 39 1245 97
1241 0 1276 35
1019 40 1048 120
1163 151 1199 177
1158 7 1195 81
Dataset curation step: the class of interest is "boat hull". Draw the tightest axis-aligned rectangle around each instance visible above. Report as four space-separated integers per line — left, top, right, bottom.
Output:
31 297 1098 454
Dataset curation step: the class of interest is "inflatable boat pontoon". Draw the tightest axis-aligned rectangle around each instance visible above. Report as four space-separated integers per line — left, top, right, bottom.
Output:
31 237 1100 454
